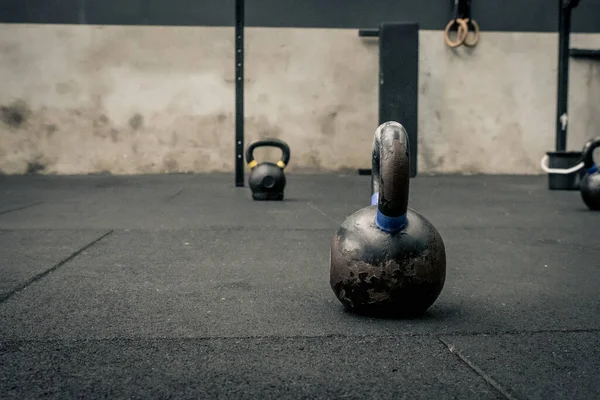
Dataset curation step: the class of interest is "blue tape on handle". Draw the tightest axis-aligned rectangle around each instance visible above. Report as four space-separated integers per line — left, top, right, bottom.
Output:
376 210 407 233
371 192 379 206
588 164 598 175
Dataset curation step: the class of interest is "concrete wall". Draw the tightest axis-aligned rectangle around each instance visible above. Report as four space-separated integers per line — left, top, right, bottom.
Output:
0 23 599 175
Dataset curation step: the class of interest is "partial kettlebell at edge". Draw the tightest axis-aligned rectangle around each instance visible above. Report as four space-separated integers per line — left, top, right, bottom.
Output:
580 137 600 210
329 121 447 317
245 138 291 201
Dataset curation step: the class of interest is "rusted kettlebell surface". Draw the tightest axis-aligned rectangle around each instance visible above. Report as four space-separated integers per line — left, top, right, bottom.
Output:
245 138 291 201
329 122 446 317
580 137 600 211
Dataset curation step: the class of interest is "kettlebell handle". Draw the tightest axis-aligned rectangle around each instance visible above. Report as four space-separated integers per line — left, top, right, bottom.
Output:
245 138 291 170
370 121 411 233
582 137 600 173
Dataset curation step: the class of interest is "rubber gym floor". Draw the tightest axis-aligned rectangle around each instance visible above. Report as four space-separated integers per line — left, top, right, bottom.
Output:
0 172 598 399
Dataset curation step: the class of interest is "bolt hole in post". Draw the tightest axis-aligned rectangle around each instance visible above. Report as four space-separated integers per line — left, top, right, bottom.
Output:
444 0 480 48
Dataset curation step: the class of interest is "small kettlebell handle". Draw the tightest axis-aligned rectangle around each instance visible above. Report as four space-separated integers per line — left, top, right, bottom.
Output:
245 138 291 170
370 122 411 233
582 137 600 172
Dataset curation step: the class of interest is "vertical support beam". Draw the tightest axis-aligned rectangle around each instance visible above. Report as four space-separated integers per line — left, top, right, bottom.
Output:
235 0 245 186
379 22 419 177
555 0 572 151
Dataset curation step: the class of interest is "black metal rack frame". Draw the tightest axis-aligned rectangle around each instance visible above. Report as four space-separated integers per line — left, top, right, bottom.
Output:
555 0 600 152
235 0 245 187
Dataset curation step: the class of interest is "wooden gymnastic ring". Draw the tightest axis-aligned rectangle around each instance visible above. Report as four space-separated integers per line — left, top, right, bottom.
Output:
461 18 480 47
444 19 469 48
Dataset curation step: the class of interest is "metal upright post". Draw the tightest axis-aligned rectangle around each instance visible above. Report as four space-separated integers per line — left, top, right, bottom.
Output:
555 0 573 151
235 0 245 186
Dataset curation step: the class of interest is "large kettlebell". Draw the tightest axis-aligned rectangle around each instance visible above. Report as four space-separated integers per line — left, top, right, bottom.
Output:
580 137 600 210
329 121 446 317
245 138 291 201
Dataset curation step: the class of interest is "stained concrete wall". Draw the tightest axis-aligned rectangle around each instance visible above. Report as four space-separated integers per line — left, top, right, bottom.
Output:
0 24 599 175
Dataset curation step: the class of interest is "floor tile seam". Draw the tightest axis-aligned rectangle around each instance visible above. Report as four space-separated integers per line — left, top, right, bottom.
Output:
439 337 518 400
2 328 599 344
0 230 114 304
0 202 44 216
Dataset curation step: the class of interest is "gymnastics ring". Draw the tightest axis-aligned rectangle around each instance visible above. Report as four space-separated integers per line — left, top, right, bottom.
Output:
444 19 469 48
460 18 480 47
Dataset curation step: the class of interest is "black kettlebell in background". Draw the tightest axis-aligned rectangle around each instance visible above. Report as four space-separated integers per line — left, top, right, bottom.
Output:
329 121 446 317
580 137 600 210
245 138 291 201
